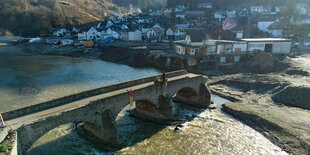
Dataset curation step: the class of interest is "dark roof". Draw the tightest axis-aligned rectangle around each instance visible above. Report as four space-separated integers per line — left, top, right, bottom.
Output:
268 21 287 30
257 16 277 22
186 29 206 42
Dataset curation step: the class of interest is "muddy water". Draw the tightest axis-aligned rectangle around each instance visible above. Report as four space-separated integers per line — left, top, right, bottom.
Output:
0 46 287 154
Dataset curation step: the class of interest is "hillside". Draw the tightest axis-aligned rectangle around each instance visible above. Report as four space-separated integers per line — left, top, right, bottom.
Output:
0 0 120 37
0 0 166 37
112 0 166 9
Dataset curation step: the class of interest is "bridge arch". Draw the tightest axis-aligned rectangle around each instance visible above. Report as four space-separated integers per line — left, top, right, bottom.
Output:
136 100 157 113
175 87 198 100
17 108 114 154
173 84 211 109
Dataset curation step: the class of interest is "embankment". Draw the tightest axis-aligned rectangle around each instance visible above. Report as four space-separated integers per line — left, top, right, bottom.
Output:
209 74 310 155
272 85 310 110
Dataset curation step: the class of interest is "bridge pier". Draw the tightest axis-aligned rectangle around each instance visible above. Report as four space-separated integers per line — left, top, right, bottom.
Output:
83 110 118 147
175 83 211 109
134 95 174 122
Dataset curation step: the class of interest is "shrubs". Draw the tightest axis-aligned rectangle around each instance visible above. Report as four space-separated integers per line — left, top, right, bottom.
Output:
0 141 10 152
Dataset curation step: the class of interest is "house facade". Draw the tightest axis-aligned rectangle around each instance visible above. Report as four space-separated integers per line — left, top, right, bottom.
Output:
251 6 271 14
174 29 206 56
121 30 142 41
267 21 287 37
242 38 292 54
197 3 213 9
258 18 277 32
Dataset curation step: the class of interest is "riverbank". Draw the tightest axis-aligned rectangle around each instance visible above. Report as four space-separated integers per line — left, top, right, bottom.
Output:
207 55 310 155
16 42 167 68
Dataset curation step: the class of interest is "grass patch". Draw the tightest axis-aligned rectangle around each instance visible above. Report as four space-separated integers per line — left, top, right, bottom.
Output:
0 141 10 152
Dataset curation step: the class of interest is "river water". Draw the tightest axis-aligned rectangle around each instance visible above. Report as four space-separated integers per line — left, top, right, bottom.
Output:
0 46 287 155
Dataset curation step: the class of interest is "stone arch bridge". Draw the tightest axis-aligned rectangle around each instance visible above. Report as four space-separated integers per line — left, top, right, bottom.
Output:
0 70 211 154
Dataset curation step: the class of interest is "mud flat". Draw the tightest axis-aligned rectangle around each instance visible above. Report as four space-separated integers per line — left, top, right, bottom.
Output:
208 65 310 154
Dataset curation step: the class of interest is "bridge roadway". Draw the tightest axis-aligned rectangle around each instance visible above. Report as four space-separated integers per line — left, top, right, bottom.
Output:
0 70 211 154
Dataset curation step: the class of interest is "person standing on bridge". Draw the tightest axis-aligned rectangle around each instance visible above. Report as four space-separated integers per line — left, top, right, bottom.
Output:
162 73 166 82
0 114 5 128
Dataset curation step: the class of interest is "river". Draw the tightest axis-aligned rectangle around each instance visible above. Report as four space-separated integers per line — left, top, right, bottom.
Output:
0 46 287 155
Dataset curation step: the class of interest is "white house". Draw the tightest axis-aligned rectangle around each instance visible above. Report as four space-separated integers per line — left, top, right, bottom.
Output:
214 11 226 21
121 24 129 30
166 28 174 37
174 29 206 56
53 28 70 37
232 41 247 54
242 38 292 54
106 28 120 39
146 29 157 39
295 16 310 25
145 24 164 40
185 11 205 17
141 28 150 39
129 30 142 41
149 10 158 16
77 27 100 40
176 13 186 19
163 8 172 16
98 30 106 38
122 30 142 41
226 9 237 17
176 24 189 32
267 21 287 38
295 3 309 15
86 27 99 40
78 32 87 40
258 17 277 32
250 6 271 14
106 28 113 35
175 5 186 12
106 20 114 28
174 29 184 37
275 6 286 13
153 24 164 32
61 39 73 46
197 3 213 9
